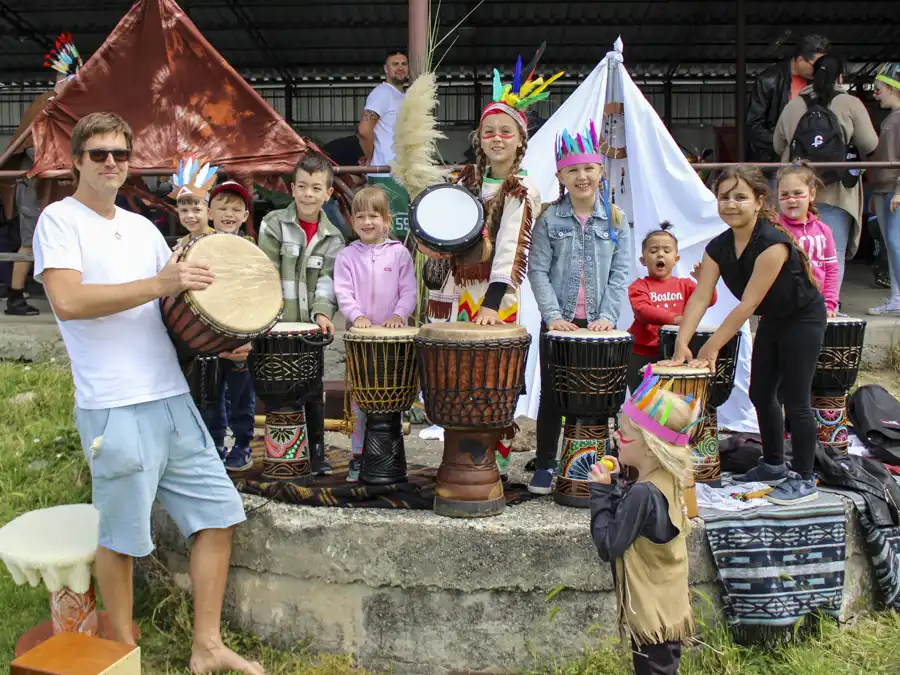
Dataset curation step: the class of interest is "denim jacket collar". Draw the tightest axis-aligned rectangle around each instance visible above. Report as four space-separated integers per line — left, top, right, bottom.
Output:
554 191 608 221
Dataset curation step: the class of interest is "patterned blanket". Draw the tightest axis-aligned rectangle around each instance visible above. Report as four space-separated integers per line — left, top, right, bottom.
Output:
701 493 847 644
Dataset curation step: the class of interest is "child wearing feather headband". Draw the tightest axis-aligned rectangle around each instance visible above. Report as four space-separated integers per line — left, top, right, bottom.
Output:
415 45 560 476
526 121 630 494
589 369 697 674
170 156 216 249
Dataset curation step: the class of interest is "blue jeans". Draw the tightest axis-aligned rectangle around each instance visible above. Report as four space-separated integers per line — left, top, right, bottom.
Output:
816 203 853 290
201 361 256 447
874 194 900 298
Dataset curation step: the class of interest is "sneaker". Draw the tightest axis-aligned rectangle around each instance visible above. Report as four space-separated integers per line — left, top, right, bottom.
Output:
347 457 361 482
867 298 900 315
4 297 39 316
528 468 554 495
732 458 789 486
225 444 253 472
765 474 818 506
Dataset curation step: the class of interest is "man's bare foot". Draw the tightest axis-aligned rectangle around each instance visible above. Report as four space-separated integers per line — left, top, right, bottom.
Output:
189 642 265 675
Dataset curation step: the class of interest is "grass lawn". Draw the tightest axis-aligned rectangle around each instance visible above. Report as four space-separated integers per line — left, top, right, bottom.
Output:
0 361 899 674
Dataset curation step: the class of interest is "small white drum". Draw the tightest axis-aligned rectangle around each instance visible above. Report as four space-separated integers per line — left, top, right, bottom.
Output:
409 183 484 254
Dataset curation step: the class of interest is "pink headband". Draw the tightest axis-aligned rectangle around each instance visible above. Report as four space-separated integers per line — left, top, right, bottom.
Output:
622 400 692 446
556 153 604 171
480 102 528 135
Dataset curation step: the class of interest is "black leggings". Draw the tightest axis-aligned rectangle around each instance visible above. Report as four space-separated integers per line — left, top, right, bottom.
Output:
748 301 827 480
632 639 682 675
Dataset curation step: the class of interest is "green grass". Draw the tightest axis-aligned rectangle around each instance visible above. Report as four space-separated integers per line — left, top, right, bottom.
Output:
1 362 900 674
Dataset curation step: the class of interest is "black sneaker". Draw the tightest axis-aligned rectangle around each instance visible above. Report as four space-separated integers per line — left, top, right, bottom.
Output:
765 474 818 506
732 458 789 486
5 297 39 316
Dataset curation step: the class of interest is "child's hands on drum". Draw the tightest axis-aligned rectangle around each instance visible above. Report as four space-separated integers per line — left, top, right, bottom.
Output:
548 319 578 331
354 316 372 329
316 314 335 335
689 344 718 374
827 310 837 318
588 319 614 331
156 249 215 296
474 307 501 325
220 343 252 361
658 342 693 367
383 314 405 328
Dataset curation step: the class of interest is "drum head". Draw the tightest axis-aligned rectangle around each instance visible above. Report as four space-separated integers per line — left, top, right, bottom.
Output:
646 364 711 378
347 326 419 338
660 324 716 334
184 234 283 335
271 322 320 334
410 184 484 254
418 321 526 341
826 317 867 325
545 328 631 340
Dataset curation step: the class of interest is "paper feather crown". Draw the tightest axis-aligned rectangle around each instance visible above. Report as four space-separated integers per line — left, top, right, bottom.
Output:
481 42 564 135
44 33 82 79
876 62 900 90
556 121 604 170
622 368 705 447
169 156 219 202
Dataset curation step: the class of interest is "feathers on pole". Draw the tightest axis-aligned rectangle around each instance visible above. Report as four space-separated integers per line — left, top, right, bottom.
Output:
522 41 546 82
512 56 523 94
390 71 448 201
44 32 82 77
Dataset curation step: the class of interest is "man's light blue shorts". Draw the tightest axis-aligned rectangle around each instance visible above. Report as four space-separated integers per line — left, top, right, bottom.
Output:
75 393 246 557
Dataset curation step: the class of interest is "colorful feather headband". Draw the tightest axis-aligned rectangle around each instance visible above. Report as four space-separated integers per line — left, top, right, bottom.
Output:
169 156 219 202
556 121 604 170
481 42 564 135
622 367 704 447
44 32 82 79
876 62 900 90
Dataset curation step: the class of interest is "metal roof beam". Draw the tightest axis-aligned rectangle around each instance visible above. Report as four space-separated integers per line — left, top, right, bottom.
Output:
221 0 294 86
0 1 53 50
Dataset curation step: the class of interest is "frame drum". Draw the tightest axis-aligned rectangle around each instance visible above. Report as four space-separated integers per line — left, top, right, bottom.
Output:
409 183 484 255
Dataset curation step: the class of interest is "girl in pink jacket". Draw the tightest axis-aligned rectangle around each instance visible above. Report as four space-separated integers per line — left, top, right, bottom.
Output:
334 187 418 480
775 163 840 316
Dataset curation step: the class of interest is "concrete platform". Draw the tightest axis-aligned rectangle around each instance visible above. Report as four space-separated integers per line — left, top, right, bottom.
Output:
151 478 878 675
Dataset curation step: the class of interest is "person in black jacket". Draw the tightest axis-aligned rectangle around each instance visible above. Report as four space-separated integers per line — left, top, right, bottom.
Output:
745 34 831 162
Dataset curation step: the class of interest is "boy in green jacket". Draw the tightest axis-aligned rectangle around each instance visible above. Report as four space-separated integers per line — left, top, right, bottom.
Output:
258 153 345 475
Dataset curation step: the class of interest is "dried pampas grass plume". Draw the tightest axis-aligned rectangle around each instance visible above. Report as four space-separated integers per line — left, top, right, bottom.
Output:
390 71 448 201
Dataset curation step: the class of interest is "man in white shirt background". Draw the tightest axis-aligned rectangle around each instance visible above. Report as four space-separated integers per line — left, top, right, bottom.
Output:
33 112 262 675
358 50 410 240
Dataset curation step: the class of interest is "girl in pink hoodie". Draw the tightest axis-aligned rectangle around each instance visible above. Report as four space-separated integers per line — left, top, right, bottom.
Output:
334 187 418 480
776 163 840 316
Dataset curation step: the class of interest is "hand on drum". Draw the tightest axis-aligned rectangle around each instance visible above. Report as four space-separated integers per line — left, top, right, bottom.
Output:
353 316 372 329
658 342 693 368
548 318 579 332
219 343 252 361
588 319 615 331
827 310 837 318
156 248 215 296
588 456 620 484
383 314 406 328
316 314 335 335
689 344 718 374
473 307 502 325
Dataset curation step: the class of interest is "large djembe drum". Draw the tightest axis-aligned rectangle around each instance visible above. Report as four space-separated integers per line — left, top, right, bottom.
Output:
184 355 221 408
415 323 530 518
344 326 420 484
658 324 741 485
640 365 711 519
812 317 866 454
248 322 333 483
542 329 633 508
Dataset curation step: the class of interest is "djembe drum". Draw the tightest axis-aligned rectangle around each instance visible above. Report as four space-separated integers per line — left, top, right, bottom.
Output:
658 324 741 485
812 317 866 454
161 232 283 356
344 326 420 484
248 322 333 483
184 356 220 408
542 329 633 508
640 365 711 519
415 323 530 518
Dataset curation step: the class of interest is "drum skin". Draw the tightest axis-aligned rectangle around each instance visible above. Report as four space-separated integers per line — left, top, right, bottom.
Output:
409 183 484 255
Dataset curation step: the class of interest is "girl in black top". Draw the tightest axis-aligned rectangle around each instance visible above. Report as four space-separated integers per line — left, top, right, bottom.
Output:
662 165 827 506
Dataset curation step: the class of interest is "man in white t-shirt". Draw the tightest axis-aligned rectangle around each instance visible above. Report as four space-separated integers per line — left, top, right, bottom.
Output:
33 112 263 675
358 50 411 238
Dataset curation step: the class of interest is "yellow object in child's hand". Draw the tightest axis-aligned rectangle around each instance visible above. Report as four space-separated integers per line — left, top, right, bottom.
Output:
600 457 615 471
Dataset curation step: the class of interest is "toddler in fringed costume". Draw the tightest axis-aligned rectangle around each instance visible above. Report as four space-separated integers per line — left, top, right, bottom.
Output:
589 368 699 675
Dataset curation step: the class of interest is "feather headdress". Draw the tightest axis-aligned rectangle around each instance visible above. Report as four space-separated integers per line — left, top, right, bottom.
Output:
876 62 900 90
556 120 604 170
623 368 705 447
44 32 82 79
481 42 564 134
169 156 219 202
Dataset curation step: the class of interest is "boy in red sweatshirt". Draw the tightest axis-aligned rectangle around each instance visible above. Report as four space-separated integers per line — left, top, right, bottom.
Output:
627 222 716 393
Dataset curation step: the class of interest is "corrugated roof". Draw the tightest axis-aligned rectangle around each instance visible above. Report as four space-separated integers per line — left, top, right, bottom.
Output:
0 0 896 84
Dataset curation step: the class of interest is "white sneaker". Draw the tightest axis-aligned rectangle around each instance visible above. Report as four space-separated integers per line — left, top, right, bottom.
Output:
868 298 900 315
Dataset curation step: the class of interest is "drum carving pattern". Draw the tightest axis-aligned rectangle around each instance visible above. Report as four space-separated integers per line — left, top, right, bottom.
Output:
813 395 850 454
262 409 310 481
556 424 609 506
50 586 99 636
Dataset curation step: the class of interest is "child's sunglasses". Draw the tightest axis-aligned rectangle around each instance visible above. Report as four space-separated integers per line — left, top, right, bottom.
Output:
84 148 131 163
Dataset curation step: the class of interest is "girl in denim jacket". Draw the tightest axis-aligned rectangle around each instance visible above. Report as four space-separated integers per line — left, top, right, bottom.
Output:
526 122 631 494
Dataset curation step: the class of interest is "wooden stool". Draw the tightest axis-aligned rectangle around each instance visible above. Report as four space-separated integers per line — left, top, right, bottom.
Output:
10 632 140 675
0 504 139 657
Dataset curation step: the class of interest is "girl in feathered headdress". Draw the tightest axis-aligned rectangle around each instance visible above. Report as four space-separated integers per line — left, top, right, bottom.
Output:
525 120 631 494
396 44 562 476
589 368 697 674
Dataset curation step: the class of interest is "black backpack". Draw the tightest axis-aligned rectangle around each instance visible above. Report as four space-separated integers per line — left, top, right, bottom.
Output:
847 384 900 465
789 94 846 186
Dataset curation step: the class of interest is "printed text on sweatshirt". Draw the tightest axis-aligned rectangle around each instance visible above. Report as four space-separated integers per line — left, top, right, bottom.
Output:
628 276 717 356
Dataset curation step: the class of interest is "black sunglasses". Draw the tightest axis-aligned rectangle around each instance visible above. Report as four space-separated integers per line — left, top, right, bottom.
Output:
84 148 131 163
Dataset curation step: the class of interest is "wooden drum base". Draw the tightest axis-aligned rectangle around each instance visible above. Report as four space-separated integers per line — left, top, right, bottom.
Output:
262 407 311 485
434 430 505 518
693 406 721 487
554 419 608 509
813 394 850 455
15 612 141 659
